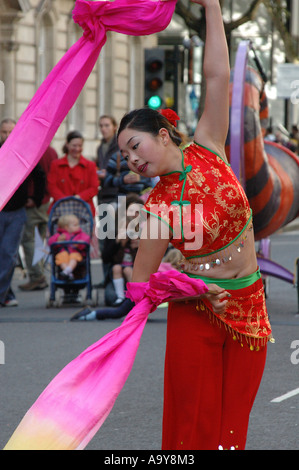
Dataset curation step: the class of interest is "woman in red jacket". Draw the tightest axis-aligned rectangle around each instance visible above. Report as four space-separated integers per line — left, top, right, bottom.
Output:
48 131 99 216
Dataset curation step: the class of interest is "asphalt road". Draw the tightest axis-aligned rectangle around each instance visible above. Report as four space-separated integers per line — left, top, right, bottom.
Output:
0 226 299 451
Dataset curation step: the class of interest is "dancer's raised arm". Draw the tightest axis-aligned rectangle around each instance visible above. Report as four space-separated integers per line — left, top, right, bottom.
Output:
192 0 230 159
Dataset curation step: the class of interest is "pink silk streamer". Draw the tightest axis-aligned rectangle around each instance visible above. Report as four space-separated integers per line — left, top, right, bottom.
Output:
4 271 208 450
0 0 177 210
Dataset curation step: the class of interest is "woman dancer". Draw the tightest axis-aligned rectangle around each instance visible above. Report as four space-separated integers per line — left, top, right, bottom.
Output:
3 0 272 452
117 0 272 450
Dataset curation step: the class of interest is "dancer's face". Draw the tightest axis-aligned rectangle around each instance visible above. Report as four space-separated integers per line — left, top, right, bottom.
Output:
67 138 83 160
118 128 167 178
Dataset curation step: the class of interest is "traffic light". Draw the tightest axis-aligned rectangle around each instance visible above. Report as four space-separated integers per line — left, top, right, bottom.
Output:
144 48 165 110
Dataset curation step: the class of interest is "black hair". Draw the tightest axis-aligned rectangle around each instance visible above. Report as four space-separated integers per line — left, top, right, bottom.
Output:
63 130 84 154
117 108 188 147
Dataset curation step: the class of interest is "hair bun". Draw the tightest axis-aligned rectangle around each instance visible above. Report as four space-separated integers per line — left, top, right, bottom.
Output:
159 109 180 128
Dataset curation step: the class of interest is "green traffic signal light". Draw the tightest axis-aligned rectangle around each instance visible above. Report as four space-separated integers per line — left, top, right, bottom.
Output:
147 95 162 110
144 48 165 109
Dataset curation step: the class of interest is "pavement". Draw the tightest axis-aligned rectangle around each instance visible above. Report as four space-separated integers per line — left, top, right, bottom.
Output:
0 259 106 323
2 216 298 322
0 220 299 451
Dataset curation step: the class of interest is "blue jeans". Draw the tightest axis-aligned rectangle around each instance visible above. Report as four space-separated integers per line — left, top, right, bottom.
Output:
0 208 27 304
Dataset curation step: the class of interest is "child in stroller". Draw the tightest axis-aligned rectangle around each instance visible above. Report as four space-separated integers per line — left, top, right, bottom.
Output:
46 197 97 307
48 214 90 281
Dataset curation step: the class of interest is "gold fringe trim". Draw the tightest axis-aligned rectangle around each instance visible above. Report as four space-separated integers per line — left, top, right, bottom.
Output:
195 301 274 351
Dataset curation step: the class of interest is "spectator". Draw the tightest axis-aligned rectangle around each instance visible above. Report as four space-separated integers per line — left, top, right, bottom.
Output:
0 118 15 143
95 116 121 284
264 126 275 142
110 236 139 306
96 115 120 205
19 146 58 291
104 151 153 199
290 124 299 154
47 131 99 217
0 119 46 307
48 214 90 281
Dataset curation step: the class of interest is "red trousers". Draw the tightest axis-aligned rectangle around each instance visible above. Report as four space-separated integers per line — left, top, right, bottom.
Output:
162 300 267 450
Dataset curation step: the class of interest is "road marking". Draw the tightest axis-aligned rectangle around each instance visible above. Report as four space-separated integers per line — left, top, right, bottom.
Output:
271 387 299 403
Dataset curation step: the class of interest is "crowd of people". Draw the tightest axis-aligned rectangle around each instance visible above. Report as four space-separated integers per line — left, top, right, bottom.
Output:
1 114 298 311
265 123 299 154
0 114 155 310
0 0 278 452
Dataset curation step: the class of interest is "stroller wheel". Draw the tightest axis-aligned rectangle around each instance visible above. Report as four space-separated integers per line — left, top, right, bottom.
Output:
55 289 64 308
91 289 99 307
83 288 98 308
45 289 63 308
83 289 99 307
45 290 55 308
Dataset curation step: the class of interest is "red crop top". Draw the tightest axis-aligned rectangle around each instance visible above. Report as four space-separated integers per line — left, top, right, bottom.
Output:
142 142 252 259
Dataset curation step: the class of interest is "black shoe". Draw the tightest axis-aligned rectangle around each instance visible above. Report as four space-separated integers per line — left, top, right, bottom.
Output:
112 298 125 307
70 307 93 321
59 272 74 282
93 280 105 289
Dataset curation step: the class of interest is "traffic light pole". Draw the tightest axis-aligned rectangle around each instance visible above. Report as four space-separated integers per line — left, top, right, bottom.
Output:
173 45 180 113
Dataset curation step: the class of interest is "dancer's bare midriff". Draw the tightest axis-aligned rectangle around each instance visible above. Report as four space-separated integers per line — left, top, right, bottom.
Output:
181 224 258 279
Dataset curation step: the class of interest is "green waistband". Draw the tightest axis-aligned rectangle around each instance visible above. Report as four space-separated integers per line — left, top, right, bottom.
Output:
183 269 261 290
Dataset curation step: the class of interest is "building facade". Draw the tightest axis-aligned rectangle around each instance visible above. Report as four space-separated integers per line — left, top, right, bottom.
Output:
0 0 297 160
0 0 157 159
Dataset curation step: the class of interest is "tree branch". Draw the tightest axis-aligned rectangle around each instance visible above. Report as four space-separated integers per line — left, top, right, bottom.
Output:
262 0 298 62
225 0 264 34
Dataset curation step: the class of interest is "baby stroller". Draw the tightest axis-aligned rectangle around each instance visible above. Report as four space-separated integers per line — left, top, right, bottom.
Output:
45 197 98 308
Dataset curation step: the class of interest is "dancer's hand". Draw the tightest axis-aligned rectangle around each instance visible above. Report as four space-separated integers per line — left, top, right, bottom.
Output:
171 284 230 314
204 283 230 314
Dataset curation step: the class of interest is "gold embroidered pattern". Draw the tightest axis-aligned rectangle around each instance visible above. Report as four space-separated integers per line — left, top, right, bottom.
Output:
143 142 252 259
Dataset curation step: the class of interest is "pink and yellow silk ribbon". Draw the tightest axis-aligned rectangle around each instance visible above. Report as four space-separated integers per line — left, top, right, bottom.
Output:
4 271 208 450
0 0 177 210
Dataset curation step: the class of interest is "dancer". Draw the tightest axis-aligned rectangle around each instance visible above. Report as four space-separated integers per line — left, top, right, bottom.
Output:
3 0 272 452
117 0 272 450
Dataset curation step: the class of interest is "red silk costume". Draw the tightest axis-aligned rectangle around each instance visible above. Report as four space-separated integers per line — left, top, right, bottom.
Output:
143 142 273 450
143 142 272 347
143 141 252 257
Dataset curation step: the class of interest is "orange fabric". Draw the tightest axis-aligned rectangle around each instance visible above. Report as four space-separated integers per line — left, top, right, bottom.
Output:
55 251 83 266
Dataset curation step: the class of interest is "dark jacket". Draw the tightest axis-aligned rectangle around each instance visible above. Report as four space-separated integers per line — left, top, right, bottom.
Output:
96 135 121 202
2 164 46 212
96 135 119 170
104 152 153 197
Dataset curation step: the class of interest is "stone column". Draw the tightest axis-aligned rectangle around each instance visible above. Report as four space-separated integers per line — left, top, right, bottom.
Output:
0 1 30 118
